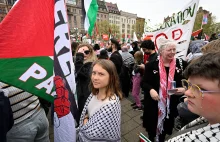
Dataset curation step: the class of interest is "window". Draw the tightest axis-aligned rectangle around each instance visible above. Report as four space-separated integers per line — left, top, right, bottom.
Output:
127 24 130 29
104 15 106 18
81 17 84 28
74 16 77 27
68 15 72 23
73 9 76 14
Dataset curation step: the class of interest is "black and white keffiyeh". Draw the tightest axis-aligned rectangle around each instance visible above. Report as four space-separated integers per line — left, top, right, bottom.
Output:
167 117 220 142
77 94 121 142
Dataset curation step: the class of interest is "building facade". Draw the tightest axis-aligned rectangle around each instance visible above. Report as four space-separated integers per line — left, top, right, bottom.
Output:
120 11 137 40
0 0 15 22
66 0 85 35
97 0 108 22
105 2 121 38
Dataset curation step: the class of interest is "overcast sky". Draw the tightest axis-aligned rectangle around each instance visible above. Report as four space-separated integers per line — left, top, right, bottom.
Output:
105 0 220 26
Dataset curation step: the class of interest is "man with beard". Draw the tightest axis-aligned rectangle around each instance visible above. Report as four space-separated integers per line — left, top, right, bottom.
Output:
109 38 123 75
141 40 158 63
138 40 158 70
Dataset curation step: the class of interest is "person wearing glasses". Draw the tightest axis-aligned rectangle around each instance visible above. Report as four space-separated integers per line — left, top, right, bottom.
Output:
75 43 97 121
142 38 187 142
167 51 220 142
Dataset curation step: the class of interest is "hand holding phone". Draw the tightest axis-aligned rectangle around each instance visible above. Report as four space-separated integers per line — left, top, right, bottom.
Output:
167 88 178 95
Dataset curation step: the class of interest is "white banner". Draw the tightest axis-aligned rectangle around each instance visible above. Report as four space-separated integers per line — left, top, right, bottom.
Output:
54 0 77 142
145 0 200 60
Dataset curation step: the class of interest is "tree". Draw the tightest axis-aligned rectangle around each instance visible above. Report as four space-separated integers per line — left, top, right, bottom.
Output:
135 20 145 39
193 7 219 36
109 24 120 39
92 20 120 40
92 20 110 40
97 20 110 35
210 22 220 34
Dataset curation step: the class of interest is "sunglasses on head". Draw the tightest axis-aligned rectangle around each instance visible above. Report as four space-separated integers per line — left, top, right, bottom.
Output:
84 50 90 55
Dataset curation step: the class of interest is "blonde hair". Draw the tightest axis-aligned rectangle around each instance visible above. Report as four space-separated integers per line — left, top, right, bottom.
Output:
134 51 143 64
75 43 97 63
158 38 177 55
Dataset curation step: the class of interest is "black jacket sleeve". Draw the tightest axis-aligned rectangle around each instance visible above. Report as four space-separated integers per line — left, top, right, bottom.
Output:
141 62 155 93
0 91 14 142
75 53 92 79
110 52 123 75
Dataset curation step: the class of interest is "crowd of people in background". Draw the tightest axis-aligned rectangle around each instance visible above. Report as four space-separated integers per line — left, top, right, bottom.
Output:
1 32 220 142
70 34 220 142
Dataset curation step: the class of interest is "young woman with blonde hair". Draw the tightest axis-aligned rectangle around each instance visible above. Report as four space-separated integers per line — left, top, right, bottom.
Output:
74 43 97 122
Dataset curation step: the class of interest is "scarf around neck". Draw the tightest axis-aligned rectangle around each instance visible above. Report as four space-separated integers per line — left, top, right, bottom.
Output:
157 56 176 139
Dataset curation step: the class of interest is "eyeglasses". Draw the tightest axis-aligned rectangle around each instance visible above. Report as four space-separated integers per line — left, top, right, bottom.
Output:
181 79 220 97
84 50 90 55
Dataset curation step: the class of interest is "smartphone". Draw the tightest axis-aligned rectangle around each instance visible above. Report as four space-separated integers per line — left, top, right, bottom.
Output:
167 88 178 95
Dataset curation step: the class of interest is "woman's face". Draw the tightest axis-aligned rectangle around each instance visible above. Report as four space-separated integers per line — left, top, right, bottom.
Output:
77 46 90 60
185 76 220 122
91 64 110 90
161 44 176 60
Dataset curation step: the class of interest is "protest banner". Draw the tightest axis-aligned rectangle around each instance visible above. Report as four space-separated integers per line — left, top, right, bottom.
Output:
145 0 200 60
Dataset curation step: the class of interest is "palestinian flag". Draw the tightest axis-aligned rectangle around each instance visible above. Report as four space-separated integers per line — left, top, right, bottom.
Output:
0 0 54 102
0 0 78 141
139 132 151 142
82 0 98 36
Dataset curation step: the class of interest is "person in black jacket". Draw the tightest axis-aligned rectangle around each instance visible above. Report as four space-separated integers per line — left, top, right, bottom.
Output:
0 90 14 142
75 43 97 121
142 38 187 142
109 38 123 75
109 39 128 97
130 41 140 56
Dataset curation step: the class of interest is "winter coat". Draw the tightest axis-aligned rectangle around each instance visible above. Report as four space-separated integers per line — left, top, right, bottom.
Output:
142 58 187 137
75 53 93 119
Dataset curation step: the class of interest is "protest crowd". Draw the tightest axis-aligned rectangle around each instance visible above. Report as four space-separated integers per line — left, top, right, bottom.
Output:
2 33 220 142
1 0 220 142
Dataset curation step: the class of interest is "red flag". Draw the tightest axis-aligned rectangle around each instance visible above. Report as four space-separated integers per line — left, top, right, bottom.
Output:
109 27 112 34
95 22 98 35
102 34 109 40
0 0 54 58
191 29 203 37
204 33 209 41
